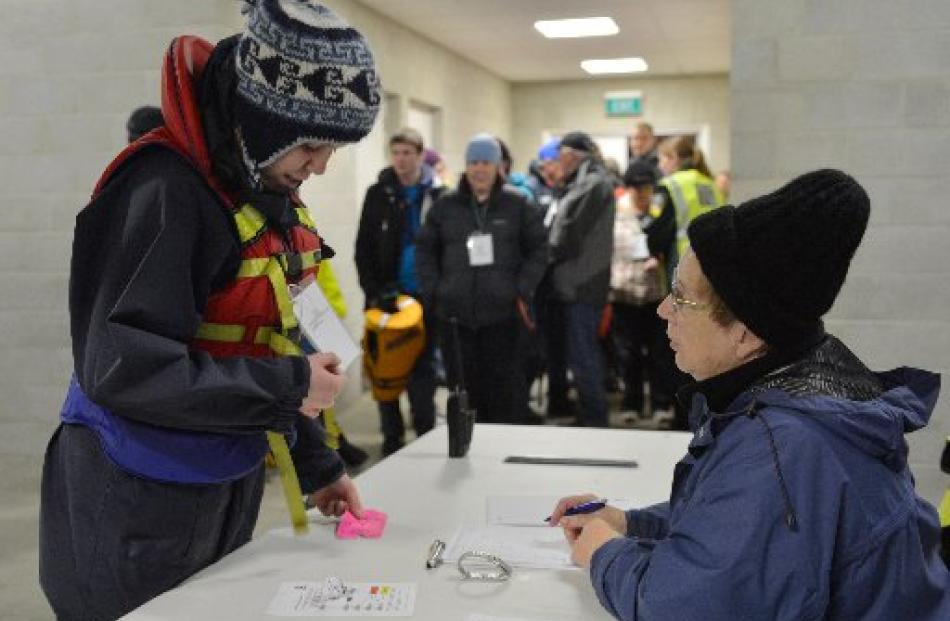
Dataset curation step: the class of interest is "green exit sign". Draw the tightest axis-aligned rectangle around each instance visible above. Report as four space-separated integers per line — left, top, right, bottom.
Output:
604 90 643 117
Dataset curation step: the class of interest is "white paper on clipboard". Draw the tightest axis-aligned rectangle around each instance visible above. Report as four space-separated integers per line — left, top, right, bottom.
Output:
292 283 360 371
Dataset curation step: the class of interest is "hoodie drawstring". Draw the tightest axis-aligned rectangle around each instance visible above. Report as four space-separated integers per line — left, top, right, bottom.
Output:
746 401 800 531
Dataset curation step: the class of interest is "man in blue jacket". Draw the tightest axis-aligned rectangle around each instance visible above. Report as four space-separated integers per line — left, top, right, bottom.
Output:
551 169 949 620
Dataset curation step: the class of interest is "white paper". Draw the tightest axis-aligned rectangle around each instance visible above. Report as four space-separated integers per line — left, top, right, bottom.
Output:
266 581 416 617
487 495 560 526
443 525 576 570
292 283 360 370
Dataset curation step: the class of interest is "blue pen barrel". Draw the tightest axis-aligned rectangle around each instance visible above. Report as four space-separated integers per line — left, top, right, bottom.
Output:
545 499 608 522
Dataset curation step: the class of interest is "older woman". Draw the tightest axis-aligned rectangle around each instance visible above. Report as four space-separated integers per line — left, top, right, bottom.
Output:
551 169 950 620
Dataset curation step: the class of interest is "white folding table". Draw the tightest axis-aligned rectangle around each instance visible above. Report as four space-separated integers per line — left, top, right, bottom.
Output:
121 424 690 620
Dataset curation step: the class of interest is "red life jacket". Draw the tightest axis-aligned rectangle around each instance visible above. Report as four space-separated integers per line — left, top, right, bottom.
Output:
95 35 320 359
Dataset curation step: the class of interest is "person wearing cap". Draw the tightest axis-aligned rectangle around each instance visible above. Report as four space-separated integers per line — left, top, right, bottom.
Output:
39 2 380 618
416 134 548 424
609 161 682 420
523 137 572 418
355 127 446 456
527 137 562 222
547 131 616 427
550 170 950 620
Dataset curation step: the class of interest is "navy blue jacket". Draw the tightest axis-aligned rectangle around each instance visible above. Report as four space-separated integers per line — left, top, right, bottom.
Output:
591 365 949 620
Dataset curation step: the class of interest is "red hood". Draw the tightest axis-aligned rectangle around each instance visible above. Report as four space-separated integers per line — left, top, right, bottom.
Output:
159 35 214 176
93 36 219 198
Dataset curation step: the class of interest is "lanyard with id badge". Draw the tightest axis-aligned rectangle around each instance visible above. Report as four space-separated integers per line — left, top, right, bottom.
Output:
467 199 494 267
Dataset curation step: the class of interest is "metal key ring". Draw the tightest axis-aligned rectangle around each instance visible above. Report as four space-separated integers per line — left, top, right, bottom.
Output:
457 550 513 581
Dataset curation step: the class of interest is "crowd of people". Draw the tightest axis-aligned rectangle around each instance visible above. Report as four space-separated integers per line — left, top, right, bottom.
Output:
357 120 729 446
38 1 948 620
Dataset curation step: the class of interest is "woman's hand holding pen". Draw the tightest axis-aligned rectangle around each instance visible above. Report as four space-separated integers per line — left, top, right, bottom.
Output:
550 493 628 568
561 517 622 568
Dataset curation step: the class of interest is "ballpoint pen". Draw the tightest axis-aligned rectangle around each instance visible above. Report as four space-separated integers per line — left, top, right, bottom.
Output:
544 498 608 523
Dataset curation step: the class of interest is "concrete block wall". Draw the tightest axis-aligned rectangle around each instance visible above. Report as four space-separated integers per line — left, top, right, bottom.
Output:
0 0 242 501
731 0 950 504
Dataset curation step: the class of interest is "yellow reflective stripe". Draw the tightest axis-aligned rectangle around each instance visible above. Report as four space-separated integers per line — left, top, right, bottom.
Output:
322 407 341 450
232 204 267 244
236 257 270 279
267 331 303 356
195 323 246 342
266 431 309 535
195 323 276 344
239 253 317 280
265 258 298 332
195 322 302 356
295 206 317 229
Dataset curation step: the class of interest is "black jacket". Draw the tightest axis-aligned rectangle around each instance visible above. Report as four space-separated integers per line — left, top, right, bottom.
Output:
549 157 616 305
644 185 676 260
354 166 445 307
70 146 343 489
415 177 548 328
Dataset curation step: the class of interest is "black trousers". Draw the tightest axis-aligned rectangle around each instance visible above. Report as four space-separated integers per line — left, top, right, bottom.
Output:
39 424 264 621
440 318 526 424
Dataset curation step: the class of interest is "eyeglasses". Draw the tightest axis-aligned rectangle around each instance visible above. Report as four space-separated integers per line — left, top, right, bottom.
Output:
668 280 710 313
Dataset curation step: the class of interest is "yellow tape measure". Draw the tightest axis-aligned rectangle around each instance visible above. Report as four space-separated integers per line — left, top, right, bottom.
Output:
266 431 309 535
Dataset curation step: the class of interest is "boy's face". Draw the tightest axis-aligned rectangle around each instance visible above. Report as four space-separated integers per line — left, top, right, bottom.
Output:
261 142 336 193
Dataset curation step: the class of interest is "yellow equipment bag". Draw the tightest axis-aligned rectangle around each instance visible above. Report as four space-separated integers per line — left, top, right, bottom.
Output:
363 295 426 401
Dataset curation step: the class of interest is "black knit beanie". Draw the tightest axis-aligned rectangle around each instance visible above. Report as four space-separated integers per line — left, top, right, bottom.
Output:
687 169 870 353
559 131 596 153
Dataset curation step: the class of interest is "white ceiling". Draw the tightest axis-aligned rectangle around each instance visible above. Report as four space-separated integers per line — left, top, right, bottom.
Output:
355 0 732 82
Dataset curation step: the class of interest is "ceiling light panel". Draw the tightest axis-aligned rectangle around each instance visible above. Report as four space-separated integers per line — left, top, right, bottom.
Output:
580 57 649 75
534 17 619 39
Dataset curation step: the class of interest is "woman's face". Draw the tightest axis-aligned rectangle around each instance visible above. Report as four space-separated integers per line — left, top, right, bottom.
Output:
659 152 679 176
657 250 745 380
261 142 336 192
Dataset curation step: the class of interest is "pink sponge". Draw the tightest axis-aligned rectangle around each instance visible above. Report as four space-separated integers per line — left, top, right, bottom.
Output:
335 509 388 539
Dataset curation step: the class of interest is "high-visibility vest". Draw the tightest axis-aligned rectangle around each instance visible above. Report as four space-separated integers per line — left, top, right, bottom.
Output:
192 201 321 359
660 168 723 256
